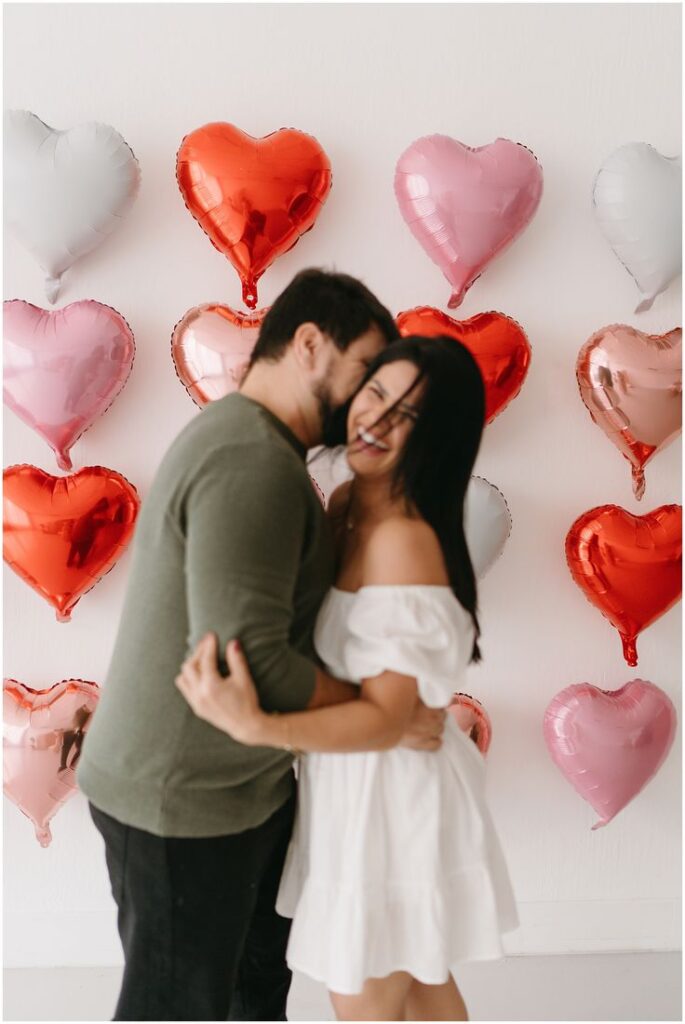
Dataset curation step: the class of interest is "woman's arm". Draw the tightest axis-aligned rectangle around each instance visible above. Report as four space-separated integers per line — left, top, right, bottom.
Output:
176 635 419 753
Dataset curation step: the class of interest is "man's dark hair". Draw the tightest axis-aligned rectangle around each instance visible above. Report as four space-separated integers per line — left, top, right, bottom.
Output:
249 268 399 366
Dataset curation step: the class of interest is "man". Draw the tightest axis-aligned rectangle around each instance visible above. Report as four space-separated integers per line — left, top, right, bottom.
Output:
78 268 445 1022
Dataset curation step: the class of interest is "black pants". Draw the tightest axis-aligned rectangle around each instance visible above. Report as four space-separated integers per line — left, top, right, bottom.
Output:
89 793 296 1021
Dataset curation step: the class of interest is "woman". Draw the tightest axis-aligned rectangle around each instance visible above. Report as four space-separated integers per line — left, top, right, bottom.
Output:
176 336 519 1021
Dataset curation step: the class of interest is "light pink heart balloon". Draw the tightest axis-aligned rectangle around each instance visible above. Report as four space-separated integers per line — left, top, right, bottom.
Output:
543 680 676 830
3 300 135 471
171 303 267 407
3 678 100 846
394 135 543 309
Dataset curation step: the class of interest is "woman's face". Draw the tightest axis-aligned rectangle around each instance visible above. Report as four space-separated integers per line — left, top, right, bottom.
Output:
346 359 424 478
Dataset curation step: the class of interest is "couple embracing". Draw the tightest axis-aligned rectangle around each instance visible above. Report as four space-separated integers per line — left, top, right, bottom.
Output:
78 269 518 1022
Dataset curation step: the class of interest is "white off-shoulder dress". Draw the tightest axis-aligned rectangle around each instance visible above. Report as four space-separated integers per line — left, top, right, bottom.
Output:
276 585 519 995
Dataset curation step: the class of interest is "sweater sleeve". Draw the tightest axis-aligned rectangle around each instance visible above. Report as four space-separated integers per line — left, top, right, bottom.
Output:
182 444 317 713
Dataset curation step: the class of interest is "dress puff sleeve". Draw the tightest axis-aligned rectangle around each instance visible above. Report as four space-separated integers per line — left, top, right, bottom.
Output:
342 586 474 707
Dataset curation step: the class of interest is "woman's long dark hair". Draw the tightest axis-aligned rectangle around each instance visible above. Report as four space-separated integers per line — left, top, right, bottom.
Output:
350 335 486 663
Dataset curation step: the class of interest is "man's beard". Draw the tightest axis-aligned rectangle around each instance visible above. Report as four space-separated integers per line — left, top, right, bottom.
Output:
313 377 350 449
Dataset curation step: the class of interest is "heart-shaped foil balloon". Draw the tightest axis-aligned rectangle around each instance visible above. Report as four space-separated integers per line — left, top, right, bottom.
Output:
176 123 332 309
544 680 677 830
576 324 681 500
4 110 140 303
3 465 140 622
171 303 267 406
3 678 100 846
396 307 531 423
565 504 682 666
448 692 492 756
394 135 543 309
308 451 511 579
593 143 681 314
3 299 136 471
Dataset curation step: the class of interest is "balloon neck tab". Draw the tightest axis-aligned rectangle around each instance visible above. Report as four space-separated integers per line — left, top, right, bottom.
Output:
242 281 258 310
56 451 73 473
45 274 62 305
634 294 657 314
35 825 52 847
56 609 72 624
591 818 609 832
631 467 646 501
447 290 464 310
620 632 638 667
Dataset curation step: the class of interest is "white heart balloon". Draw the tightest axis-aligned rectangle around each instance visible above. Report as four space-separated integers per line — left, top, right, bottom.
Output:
308 451 511 579
593 142 681 313
4 110 141 303
463 476 512 578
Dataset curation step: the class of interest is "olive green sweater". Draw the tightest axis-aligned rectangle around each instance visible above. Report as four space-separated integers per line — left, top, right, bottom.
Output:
78 393 335 836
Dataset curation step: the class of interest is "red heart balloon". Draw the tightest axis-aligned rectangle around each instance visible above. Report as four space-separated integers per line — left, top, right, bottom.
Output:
171 303 267 407
3 465 140 622
176 123 332 309
3 677 100 846
396 307 531 423
565 505 682 666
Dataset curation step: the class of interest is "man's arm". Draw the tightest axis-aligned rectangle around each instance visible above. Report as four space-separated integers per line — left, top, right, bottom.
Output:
183 445 330 712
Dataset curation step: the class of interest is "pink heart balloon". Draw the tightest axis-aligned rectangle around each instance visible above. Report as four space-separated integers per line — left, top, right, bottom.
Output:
3 300 135 471
171 303 267 406
394 135 543 309
3 677 100 846
543 680 676 830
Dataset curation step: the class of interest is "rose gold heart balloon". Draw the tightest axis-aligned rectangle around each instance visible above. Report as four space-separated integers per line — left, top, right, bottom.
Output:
171 304 267 406
577 325 682 499
544 680 676 830
3 677 100 846
448 692 492 755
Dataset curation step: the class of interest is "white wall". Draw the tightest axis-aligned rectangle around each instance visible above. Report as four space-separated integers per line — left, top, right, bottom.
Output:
3 3 681 968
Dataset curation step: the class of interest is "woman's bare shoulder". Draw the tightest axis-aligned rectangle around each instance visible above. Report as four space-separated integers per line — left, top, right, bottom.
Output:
326 480 352 519
361 516 449 586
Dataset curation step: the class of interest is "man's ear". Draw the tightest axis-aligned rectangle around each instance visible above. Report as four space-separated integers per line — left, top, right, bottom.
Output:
291 322 327 371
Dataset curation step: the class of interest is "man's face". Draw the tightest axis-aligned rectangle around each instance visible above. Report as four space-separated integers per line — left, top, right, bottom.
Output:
320 326 388 406
313 326 388 446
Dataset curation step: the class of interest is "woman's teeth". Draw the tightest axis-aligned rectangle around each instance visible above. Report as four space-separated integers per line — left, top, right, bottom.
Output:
358 428 389 451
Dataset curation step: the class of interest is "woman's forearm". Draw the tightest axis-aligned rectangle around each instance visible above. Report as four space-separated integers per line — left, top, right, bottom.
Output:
253 686 408 753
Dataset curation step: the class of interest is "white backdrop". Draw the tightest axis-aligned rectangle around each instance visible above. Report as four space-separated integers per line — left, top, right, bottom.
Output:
3 3 681 967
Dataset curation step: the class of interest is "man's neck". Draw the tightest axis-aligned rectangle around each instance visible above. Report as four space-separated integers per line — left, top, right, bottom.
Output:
240 365 317 449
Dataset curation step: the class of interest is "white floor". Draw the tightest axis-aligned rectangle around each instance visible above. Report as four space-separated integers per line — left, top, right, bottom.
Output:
2 953 682 1022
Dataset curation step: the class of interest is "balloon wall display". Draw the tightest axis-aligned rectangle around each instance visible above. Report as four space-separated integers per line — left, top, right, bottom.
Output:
3 465 140 622
448 693 492 755
177 123 332 309
576 324 681 501
172 303 266 406
4 110 140 303
396 307 531 423
565 504 682 666
3 677 100 846
543 680 677 830
593 142 682 314
3 299 136 471
394 135 543 309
